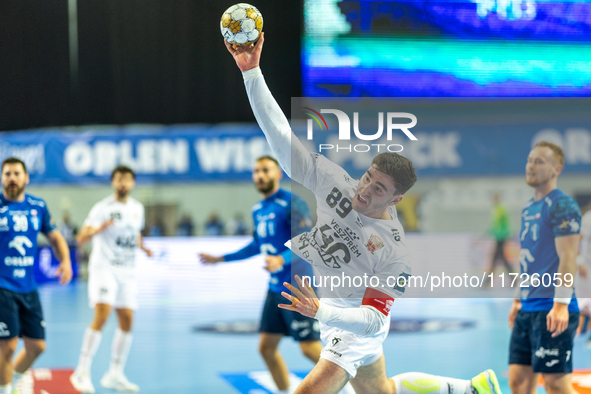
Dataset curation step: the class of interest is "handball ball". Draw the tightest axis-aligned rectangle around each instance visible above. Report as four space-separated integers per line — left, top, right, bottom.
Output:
220 3 263 46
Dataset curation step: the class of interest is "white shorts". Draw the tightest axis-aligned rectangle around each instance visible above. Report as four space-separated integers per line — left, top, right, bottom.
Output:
88 267 138 310
319 319 389 378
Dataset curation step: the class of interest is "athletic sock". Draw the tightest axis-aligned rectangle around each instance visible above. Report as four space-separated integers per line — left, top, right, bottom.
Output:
0 383 12 394
392 372 471 394
76 327 102 373
108 328 133 375
12 371 24 390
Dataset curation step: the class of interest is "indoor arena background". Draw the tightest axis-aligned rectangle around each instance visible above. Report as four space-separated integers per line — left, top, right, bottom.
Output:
1 0 591 393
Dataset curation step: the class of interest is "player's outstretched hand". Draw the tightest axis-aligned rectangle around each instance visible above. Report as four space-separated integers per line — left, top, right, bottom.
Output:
279 275 319 318
199 253 223 265
224 32 264 72
56 261 73 285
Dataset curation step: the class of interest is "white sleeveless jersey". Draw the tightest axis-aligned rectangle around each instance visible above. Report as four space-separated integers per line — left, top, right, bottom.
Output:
84 195 145 269
288 153 411 309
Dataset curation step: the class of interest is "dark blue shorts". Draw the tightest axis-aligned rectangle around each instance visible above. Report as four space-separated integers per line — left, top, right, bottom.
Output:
509 310 578 373
260 290 320 342
0 287 45 340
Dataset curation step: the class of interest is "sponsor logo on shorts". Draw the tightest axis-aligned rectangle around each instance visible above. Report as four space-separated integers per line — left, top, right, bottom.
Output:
545 359 559 367
365 235 384 255
0 322 10 337
535 347 559 359
40 320 46 328
331 337 341 347
100 288 109 294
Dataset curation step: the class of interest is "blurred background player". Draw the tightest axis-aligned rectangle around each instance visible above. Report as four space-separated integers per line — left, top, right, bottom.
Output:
200 155 322 394
508 142 581 394
0 157 72 394
484 193 513 284
70 165 152 393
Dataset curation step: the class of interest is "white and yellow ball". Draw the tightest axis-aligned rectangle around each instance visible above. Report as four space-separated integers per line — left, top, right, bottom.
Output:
220 3 263 46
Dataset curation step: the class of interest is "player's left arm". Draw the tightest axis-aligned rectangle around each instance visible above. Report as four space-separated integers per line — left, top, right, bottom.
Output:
138 233 153 257
46 229 73 285
547 196 582 337
279 276 393 336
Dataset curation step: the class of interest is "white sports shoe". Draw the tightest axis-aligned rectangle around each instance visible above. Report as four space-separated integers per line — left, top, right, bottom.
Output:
100 371 140 392
70 370 96 393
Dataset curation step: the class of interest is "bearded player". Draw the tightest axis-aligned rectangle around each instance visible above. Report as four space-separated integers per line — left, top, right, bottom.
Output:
0 157 73 394
70 166 152 393
200 155 323 394
225 34 502 394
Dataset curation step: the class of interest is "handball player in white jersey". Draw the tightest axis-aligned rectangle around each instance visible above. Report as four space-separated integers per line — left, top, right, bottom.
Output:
70 165 152 393
225 34 503 394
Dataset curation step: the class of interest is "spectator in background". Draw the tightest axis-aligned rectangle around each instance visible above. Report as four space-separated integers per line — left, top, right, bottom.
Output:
176 214 194 236
228 212 248 235
59 212 78 246
204 212 224 236
147 219 164 237
487 193 512 277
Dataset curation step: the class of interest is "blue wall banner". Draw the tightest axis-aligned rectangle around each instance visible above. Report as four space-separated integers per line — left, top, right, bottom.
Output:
1 119 590 184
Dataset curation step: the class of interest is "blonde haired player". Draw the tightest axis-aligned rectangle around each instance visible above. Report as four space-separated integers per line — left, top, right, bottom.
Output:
70 166 152 393
225 33 502 394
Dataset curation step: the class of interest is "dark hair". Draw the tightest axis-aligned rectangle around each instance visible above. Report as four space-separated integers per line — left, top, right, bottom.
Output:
534 141 564 166
255 155 280 168
1 157 27 174
111 165 135 180
371 152 417 195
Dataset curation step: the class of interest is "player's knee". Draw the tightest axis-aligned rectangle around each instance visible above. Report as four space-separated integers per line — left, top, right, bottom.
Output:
28 340 46 357
299 342 320 362
508 375 525 394
542 377 569 394
258 341 278 359
0 339 18 360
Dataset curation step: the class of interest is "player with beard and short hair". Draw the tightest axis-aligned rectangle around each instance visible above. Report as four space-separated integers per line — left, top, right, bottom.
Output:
71 165 152 393
224 33 503 394
0 157 73 394
200 156 325 394
508 142 582 394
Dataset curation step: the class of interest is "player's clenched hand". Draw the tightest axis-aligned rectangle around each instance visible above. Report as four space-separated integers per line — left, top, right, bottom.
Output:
98 218 114 233
547 303 569 338
279 275 319 318
56 261 73 285
264 255 284 273
508 299 521 329
224 32 264 72
199 253 224 265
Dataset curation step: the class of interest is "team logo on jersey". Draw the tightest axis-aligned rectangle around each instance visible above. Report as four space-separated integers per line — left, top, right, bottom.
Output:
365 235 384 254
391 229 401 242
559 219 580 233
30 210 39 231
0 217 8 231
8 236 33 256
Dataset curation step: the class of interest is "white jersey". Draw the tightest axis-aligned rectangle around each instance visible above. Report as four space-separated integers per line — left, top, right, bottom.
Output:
84 195 145 270
288 153 411 309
